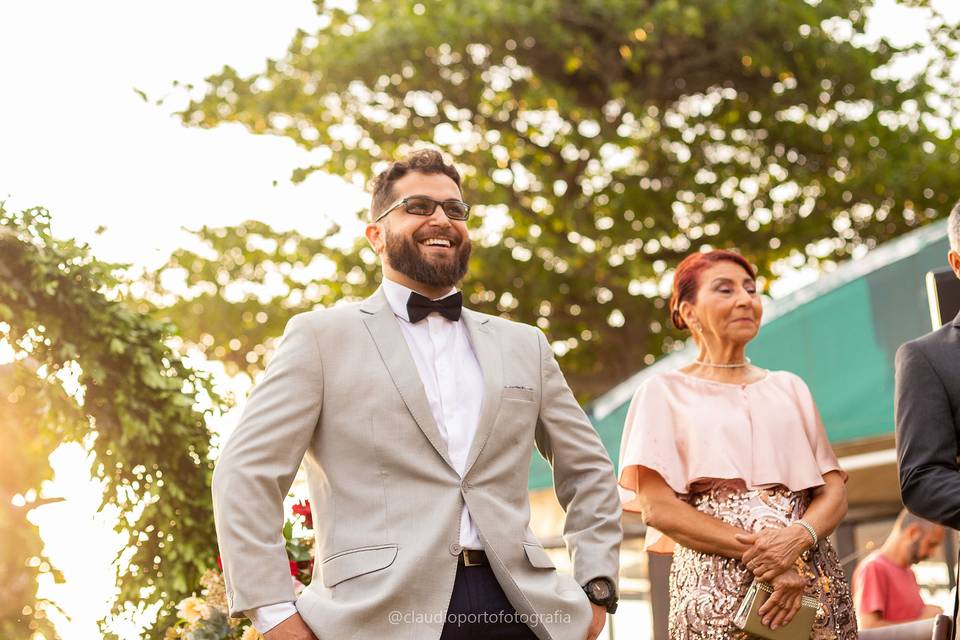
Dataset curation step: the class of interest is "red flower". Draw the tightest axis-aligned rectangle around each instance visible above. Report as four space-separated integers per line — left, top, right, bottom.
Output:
289 560 299 577
292 500 313 529
217 555 223 571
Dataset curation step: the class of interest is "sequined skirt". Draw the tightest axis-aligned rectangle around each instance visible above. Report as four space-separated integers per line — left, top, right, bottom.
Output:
668 480 858 640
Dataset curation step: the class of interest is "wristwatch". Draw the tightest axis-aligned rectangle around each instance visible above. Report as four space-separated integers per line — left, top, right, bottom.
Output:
582 577 618 613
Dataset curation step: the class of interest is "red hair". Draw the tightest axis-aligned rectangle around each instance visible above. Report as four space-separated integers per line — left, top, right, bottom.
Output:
669 250 757 330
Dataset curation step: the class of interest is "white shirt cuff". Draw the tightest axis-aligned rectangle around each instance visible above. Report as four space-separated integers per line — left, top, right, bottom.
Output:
244 602 299 634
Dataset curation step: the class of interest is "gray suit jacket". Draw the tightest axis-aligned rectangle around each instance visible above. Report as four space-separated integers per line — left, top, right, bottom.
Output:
895 310 960 528
211 288 622 639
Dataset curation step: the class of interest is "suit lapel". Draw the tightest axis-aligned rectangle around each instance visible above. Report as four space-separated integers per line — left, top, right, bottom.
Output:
461 308 503 477
360 288 456 471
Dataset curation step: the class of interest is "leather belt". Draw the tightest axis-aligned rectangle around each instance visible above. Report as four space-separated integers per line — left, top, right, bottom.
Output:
459 549 488 567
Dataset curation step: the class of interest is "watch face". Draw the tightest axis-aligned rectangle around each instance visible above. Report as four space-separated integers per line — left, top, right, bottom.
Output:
590 580 611 600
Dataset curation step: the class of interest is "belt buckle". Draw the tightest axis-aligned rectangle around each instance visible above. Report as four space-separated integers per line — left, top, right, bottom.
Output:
462 550 481 567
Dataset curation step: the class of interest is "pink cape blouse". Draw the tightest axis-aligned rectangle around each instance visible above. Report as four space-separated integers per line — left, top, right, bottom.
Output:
617 369 846 552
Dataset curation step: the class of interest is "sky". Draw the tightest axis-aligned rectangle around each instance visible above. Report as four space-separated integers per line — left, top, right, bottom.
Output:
0 0 368 273
1 0 958 638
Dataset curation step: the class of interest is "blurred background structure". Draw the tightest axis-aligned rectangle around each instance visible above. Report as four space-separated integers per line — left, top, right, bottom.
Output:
2 0 960 638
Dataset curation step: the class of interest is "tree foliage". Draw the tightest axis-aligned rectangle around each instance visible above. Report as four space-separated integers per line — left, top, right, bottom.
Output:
136 220 371 381
0 361 65 640
167 0 960 398
0 206 223 639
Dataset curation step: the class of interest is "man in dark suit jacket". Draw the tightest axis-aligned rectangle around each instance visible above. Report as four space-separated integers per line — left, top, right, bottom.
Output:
896 203 960 527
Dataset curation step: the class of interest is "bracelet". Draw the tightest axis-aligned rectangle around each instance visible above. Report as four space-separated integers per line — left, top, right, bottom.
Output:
794 519 818 548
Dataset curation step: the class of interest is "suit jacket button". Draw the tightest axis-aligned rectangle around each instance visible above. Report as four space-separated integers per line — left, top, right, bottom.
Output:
450 543 462 556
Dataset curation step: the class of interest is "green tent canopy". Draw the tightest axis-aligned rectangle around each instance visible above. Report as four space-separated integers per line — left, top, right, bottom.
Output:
529 221 951 491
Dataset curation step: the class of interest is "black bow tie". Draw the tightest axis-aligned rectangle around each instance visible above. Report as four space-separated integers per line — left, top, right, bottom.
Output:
406 291 463 323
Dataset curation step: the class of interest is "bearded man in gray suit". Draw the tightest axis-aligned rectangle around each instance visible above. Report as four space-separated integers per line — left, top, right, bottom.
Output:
211 149 622 640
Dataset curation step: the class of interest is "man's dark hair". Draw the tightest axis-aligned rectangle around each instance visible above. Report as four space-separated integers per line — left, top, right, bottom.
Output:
949 200 960 253
369 148 462 221
894 508 935 533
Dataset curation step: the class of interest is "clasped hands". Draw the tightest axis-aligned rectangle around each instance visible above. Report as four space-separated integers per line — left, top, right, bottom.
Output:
735 525 812 630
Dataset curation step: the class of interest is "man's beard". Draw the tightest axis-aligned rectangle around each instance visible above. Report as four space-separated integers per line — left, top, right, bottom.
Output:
384 227 471 289
907 537 923 565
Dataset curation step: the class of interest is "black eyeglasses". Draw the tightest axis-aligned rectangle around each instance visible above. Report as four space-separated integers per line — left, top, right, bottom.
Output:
374 195 471 222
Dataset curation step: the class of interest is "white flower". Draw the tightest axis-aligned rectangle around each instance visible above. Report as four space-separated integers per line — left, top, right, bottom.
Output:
240 625 263 640
176 596 205 623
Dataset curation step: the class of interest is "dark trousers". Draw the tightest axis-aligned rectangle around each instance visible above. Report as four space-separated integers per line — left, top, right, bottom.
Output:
439 562 539 640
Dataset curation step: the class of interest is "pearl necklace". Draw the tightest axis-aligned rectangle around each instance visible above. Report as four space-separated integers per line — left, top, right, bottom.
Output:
693 357 751 369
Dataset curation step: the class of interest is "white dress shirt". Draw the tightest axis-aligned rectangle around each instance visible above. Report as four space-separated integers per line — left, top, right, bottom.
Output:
245 277 485 633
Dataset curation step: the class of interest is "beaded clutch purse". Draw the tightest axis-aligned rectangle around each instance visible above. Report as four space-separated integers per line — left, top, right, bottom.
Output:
734 579 818 640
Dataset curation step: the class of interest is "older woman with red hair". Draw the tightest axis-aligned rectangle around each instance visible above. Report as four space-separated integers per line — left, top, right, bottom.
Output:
619 250 857 639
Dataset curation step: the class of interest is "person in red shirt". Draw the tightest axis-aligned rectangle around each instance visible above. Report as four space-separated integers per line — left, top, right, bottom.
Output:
853 509 945 628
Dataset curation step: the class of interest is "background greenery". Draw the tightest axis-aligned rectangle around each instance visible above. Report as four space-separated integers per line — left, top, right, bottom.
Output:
1 207 222 638
160 0 960 397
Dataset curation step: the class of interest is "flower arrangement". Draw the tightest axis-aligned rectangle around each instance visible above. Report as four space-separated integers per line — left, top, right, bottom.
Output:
286 500 315 586
163 499 314 640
